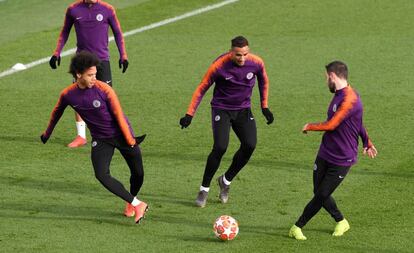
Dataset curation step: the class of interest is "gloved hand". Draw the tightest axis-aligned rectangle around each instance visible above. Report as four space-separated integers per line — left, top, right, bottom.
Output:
119 59 129 73
49 55 61 69
262 108 274 125
135 134 146 145
40 134 49 144
179 114 193 129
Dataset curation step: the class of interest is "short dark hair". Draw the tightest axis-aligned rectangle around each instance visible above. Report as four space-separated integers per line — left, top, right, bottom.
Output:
69 51 100 78
325 61 348 80
231 36 249 48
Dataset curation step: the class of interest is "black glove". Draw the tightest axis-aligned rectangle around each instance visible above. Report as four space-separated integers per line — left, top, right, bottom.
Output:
40 134 49 144
179 114 193 129
119 59 129 73
49 55 61 69
135 134 146 145
262 108 274 125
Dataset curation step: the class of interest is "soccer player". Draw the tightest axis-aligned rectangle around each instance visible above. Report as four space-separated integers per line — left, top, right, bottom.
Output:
179 36 274 207
49 0 129 148
289 61 378 240
41 52 147 224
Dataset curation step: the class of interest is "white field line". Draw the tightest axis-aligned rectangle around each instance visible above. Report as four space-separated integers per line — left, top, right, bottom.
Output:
0 0 239 79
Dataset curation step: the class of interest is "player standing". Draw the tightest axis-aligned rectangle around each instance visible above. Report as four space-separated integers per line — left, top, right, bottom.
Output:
41 52 147 224
49 0 129 148
289 61 378 240
179 36 274 207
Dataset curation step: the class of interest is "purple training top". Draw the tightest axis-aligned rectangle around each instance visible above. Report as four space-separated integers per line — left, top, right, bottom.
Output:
43 81 136 146
53 0 127 61
186 52 270 116
305 86 373 166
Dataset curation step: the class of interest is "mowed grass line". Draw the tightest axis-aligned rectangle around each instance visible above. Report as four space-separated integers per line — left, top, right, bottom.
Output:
1 0 413 252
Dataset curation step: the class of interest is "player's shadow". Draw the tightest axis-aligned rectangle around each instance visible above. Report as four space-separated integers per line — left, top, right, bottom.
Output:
0 175 103 198
144 150 206 163
239 224 292 238
142 192 195 207
0 201 132 226
0 135 71 146
150 213 210 229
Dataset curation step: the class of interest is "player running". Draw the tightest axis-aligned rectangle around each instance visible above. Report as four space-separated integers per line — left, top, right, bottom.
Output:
289 61 378 240
49 0 129 148
41 52 147 224
179 36 274 207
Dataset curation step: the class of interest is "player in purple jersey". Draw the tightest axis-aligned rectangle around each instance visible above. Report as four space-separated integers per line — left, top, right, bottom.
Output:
289 61 378 240
41 52 148 224
49 0 129 148
179 36 274 207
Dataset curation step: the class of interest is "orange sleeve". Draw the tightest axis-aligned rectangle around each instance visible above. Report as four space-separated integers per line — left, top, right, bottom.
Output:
53 5 75 56
248 54 269 108
305 88 358 132
186 56 230 116
97 82 136 146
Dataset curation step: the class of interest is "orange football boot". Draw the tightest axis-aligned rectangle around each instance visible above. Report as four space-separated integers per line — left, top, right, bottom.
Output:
134 202 148 224
124 203 135 217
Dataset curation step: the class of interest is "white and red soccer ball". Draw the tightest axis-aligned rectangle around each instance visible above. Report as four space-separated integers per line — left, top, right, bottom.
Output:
213 215 239 241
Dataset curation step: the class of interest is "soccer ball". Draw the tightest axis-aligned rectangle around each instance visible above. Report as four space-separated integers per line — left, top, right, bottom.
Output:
213 215 239 241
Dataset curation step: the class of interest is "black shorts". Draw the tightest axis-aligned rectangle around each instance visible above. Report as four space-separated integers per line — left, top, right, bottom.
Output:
96 60 113 86
211 108 257 150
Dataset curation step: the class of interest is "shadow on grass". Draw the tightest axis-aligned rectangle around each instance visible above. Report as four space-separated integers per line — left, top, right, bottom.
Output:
150 213 210 229
143 192 194 207
0 134 72 147
0 201 133 226
0 175 101 197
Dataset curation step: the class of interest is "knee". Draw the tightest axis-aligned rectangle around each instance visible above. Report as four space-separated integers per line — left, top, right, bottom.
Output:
94 170 110 183
314 190 330 201
130 170 144 180
212 145 227 157
241 142 256 155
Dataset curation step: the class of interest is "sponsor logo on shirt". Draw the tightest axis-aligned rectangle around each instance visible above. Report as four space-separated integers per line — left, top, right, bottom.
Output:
333 104 337 112
76 17 82 20
96 14 103 22
93 100 101 108
246 72 254 80
215 115 221 122
92 141 97 147
339 175 344 179
225 76 233 80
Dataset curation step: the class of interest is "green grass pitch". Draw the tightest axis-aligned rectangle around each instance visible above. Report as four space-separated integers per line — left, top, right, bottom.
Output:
0 0 413 252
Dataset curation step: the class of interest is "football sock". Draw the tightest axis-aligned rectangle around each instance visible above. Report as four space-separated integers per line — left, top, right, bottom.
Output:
200 186 210 192
222 175 231 185
131 197 141 207
76 121 86 139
